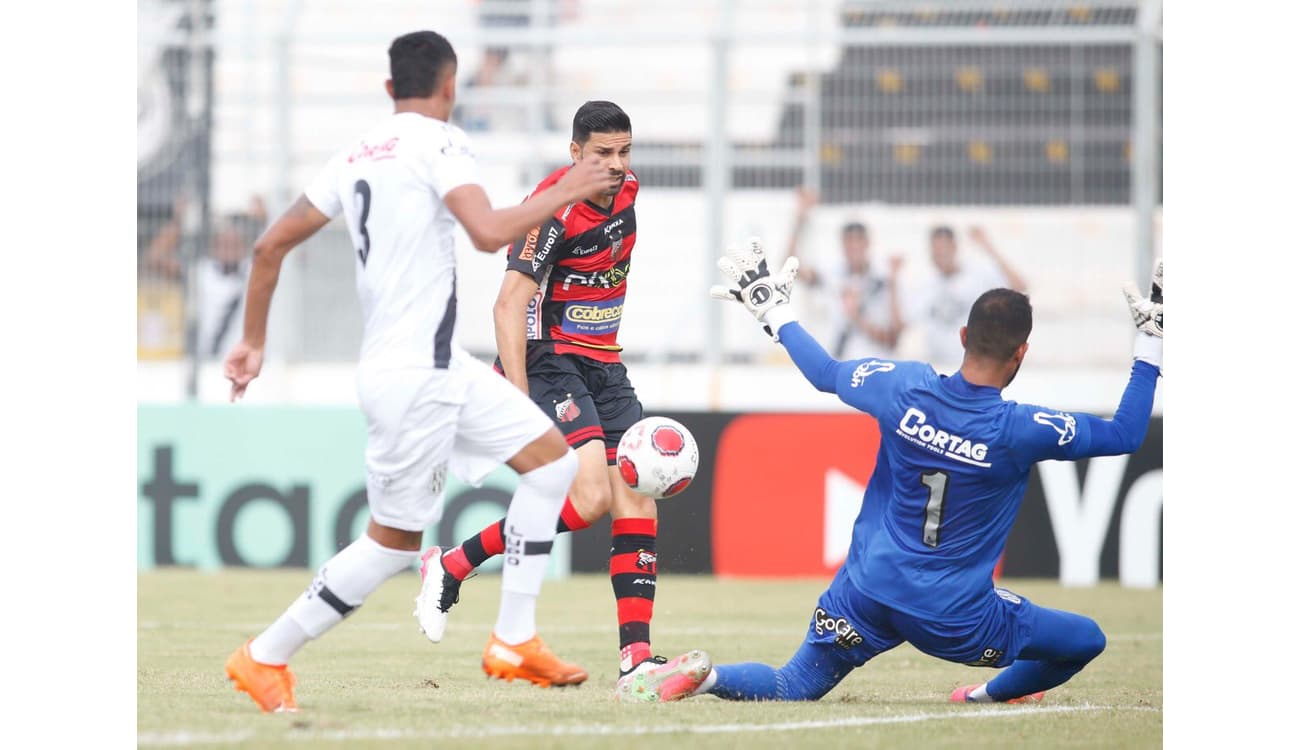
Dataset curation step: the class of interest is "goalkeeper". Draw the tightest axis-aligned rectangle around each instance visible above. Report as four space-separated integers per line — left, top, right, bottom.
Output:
640 240 1163 704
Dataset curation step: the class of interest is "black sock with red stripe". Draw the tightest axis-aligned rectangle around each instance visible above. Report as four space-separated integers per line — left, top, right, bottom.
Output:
441 498 591 581
609 517 657 675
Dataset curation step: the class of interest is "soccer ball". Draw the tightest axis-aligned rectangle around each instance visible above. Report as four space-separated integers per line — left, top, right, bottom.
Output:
616 416 699 500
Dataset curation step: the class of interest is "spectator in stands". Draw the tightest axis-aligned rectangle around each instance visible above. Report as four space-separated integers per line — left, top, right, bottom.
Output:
456 0 579 132
910 225 1027 369
455 47 531 132
785 187 903 360
196 196 266 358
136 194 267 359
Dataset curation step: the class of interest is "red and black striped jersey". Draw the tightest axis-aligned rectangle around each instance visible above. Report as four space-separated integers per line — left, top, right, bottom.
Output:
505 165 638 363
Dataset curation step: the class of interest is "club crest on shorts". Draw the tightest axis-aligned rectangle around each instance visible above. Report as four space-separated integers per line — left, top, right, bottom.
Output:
429 461 447 496
555 395 581 423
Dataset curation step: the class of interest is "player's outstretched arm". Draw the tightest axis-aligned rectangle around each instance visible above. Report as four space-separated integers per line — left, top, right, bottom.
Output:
1082 258 1164 454
444 156 618 252
225 194 332 401
1021 260 1163 462
710 237 841 392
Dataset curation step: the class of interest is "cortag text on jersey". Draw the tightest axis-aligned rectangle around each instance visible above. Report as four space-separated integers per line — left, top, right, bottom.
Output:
897 407 991 467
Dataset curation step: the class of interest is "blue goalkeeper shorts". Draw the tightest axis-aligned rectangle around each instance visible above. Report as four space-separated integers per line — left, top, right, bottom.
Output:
804 567 1041 670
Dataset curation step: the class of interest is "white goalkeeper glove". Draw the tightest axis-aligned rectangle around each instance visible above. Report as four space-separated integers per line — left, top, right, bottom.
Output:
1122 258 1163 371
709 237 800 341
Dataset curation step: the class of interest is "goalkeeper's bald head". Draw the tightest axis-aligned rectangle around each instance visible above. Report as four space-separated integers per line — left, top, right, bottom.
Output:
964 289 1032 362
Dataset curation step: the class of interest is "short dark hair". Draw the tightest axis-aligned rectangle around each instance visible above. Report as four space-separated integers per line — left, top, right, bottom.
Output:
841 222 868 239
964 288 1032 360
931 225 955 243
388 31 457 99
572 101 631 144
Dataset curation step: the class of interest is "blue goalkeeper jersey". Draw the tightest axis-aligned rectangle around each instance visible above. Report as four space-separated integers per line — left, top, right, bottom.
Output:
776 321 1159 621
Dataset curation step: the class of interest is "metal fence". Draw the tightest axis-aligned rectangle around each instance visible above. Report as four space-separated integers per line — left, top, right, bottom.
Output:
137 0 1163 394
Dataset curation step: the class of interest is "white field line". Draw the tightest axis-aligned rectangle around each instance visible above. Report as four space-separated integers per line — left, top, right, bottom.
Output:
138 621 1162 641
138 703 1159 746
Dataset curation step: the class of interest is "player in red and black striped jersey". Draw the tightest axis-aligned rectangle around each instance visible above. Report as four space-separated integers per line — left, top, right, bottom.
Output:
414 101 688 701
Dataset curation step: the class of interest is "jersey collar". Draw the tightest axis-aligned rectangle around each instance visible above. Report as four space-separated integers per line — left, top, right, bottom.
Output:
941 371 1002 400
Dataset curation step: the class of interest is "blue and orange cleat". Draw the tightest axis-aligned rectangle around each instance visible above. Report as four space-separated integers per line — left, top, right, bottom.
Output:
950 684 1046 705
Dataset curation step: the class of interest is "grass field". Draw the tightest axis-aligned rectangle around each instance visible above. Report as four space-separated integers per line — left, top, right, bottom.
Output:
138 570 1161 749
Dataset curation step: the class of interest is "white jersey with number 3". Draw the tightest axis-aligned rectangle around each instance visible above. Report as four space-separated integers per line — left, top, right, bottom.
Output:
304 112 477 380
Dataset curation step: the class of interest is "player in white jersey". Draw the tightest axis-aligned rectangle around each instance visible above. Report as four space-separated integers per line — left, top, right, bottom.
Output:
221 30 621 712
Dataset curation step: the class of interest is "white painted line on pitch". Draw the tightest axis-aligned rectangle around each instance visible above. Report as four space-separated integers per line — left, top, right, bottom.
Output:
138 704 1158 746
138 621 1162 641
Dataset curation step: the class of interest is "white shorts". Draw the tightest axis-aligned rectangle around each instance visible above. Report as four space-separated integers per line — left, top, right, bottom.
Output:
358 357 554 532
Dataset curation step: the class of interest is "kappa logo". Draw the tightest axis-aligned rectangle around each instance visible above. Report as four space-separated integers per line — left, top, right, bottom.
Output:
555 395 581 423
813 607 865 649
850 360 896 387
1033 411 1077 446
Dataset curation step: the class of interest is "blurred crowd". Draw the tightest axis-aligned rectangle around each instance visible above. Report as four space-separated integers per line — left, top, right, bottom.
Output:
783 187 1027 371
138 195 267 361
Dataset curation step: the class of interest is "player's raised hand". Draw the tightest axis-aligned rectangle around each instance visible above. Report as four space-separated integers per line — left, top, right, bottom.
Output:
224 340 265 402
709 237 799 340
1123 258 1163 372
558 154 622 203
1122 258 1163 338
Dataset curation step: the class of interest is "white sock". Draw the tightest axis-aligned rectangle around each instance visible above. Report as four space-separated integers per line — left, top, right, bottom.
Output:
691 669 719 696
251 534 418 663
495 590 537 645
968 684 994 703
495 450 578 643
248 613 308 665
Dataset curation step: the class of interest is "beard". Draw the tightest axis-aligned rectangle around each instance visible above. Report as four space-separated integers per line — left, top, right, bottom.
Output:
1004 358 1024 387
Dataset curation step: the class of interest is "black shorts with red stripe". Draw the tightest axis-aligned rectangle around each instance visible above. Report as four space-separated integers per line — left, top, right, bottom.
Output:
494 349 643 465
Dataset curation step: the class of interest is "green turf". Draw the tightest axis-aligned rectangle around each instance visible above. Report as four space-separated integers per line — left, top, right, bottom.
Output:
138 570 1161 749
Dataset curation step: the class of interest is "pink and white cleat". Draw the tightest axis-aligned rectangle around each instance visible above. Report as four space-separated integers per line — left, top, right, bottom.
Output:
614 650 712 703
413 547 462 644
949 684 1046 704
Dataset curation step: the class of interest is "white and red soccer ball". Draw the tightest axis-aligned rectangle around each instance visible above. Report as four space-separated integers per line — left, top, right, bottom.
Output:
616 416 699 500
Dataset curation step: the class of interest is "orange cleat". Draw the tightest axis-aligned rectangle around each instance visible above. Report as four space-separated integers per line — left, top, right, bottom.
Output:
481 632 588 688
225 640 299 713
949 684 1045 705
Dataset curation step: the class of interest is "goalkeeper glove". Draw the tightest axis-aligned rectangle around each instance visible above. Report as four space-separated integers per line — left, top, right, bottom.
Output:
1122 258 1163 370
709 237 800 341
